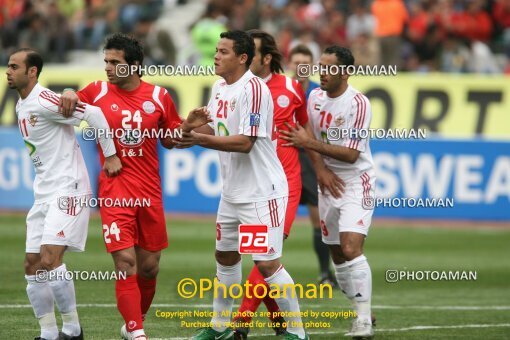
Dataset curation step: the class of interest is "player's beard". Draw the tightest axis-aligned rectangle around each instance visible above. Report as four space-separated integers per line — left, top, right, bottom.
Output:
8 77 26 90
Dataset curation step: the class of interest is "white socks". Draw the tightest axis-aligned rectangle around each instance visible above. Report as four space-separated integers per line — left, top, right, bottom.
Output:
26 274 58 340
48 264 81 336
26 263 81 339
334 255 372 322
211 261 242 332
265 266 306 339
209 261 306 339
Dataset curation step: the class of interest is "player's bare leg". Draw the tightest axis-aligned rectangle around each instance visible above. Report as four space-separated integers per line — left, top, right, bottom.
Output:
309 204 337 286
329 232 373 338
112 247 146 339
135 247 161 320
25 245 83 340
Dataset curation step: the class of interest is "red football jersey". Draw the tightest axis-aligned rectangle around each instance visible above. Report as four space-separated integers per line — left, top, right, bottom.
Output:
77 80 181 202
266 73 308 178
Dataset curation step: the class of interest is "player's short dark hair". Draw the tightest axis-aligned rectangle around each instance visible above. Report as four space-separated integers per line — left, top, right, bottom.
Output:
247 29 284 74
323 45 355 67
289 44 314 61
104 33 144 66
10 48 43 78
219 30 255 68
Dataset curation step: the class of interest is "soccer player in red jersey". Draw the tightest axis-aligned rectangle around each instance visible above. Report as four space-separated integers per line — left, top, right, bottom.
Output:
229 30 310 339
59 33 182 340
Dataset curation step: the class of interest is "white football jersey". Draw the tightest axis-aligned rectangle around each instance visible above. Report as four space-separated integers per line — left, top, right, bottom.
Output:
307 85 375 180
16 83 115 203
207 70 288 203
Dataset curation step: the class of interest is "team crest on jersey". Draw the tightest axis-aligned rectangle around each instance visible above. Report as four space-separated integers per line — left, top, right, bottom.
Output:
250 113 260 127
119 129 144 147
29 113 38 126
215 93 220 100
314 103 321 111
230 98 236 111
111 104 119 111
143 101 155 114
277 95 290 108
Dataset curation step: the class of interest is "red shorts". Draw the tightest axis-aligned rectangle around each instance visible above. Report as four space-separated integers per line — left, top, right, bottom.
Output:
99 203 168 253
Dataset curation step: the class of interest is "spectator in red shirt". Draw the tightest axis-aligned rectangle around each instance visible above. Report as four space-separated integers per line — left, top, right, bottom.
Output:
493 0 510 29
448 0 493 42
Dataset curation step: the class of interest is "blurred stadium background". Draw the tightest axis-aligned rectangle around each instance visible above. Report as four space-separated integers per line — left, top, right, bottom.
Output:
1 0 509 339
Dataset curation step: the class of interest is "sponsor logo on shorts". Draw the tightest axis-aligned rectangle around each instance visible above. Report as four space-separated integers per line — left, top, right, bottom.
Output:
238 224 268 254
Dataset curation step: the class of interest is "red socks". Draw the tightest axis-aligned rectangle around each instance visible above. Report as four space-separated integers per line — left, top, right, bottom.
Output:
137 275 157 318
237 265 280 322
116 274 143 332
263 291 281 319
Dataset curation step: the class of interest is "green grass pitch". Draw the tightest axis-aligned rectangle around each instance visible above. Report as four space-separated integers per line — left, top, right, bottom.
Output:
0 213 509 339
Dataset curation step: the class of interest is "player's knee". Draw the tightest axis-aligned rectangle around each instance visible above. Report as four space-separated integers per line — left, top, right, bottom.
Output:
340 244 361 261
113 253 136 274
138 261 159 279
329 245 346 264
215 250 240 266
255 260 280 278
24 254 41 275
39 254 61 271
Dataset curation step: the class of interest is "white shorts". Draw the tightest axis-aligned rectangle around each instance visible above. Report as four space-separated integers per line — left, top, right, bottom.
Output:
216 197 287 261
26 196 90 253
319 172 375 245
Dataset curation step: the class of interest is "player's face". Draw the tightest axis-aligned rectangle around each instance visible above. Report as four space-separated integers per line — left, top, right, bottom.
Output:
6 52 31 90
319 53 343 93
214 38 246 78
249 38 266 77
104 49 135 86
288 53 313 82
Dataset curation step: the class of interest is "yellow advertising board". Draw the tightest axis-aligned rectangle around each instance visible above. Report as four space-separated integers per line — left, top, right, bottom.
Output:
1 68 508 138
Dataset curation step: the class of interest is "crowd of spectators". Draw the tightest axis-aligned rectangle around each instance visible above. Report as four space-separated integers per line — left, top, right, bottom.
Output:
0 0 177 65
1 0 509 73
208 0 509 73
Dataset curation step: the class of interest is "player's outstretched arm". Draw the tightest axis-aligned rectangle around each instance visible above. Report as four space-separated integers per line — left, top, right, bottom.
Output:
173 106 214 148
84 107 122 176
59 89 83 118
280 122 360 164
291 122 345 198
180 106 213 132
302 123 345 198
82 106 118 159
39 91 122 176
177 131 256 153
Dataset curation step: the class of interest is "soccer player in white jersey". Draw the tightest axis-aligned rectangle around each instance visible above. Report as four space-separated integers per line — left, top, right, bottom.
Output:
6 48 122 340
176 30 308 340
281 46 376 338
